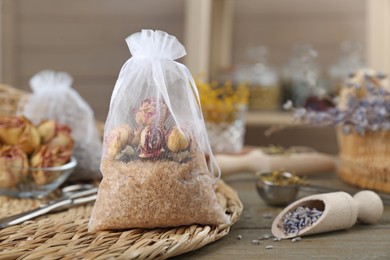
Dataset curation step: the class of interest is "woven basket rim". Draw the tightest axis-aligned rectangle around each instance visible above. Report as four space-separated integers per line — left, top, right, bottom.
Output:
0 179 243 259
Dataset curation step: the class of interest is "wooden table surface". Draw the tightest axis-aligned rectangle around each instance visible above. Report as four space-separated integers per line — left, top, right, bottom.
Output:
176 172 390 259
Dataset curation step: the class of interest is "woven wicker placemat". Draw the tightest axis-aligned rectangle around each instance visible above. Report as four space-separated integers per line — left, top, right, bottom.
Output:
0 180 243 259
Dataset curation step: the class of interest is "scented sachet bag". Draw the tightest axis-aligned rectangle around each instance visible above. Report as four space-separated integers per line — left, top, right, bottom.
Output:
21 70 102 181
88 30 229 231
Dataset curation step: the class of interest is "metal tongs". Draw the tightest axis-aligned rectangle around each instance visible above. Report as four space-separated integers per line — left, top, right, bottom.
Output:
0 184 98 229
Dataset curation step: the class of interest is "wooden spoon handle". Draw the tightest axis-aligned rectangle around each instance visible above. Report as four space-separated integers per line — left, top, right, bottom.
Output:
215 149 269 176
215 149 336 176
267 153 336 175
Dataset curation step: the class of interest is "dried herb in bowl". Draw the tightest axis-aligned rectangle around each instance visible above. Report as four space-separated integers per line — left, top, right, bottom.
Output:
256 171 307 206
258 171 305 186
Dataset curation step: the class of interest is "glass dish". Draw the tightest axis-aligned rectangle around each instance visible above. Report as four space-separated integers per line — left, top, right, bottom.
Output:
0 157 77 198
204 103 247 153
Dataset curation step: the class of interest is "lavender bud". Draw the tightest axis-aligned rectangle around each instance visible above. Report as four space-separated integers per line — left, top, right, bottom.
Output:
376 71 387 79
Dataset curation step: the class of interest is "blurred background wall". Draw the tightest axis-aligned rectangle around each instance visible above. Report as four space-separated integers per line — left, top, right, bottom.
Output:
0 0 185 120
0 0 368 120
232 0 365 72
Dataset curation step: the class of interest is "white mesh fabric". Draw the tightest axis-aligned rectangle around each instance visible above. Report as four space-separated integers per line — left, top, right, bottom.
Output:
21 70 102 181
104 29 219 179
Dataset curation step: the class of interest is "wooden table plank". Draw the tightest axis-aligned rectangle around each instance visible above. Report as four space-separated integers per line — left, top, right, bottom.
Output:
176 172 390 259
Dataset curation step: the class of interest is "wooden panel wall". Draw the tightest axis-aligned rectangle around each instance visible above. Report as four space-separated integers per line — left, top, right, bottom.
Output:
1 0 184 121
232 0 366 76
1 0 366 122
366 0 390 76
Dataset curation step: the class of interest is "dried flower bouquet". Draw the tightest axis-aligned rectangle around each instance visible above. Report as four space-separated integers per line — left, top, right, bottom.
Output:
286 69 390 192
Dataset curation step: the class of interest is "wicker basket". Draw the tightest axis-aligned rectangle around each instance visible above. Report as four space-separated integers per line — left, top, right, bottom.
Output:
337 128 390 193
0 179 243 259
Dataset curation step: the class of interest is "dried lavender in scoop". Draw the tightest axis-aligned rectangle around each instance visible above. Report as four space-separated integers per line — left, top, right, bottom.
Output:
282 206 323 235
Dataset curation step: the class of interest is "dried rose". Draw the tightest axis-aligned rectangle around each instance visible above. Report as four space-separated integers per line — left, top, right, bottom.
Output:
30 145 72 185
37 120 74 150
105 124 134 159
166 126 190 152
135 98 169 126
139 125 165 158
0 116 40 154
37 120 58 143
47 132 74 151
0 146 29 188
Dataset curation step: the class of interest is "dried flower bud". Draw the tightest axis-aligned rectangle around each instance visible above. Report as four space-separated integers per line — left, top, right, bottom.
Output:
0 146 29 188
37 120 74 150
0 116 40 154
37 120 56 143
135 98 169 126
105 124 134 159
139 125 165 158
47 132 74 150
340 69 390 110
30 145 72 185
166 126 190 153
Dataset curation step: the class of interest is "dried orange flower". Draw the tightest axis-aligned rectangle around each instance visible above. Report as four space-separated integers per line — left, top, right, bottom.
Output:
196 80 249 124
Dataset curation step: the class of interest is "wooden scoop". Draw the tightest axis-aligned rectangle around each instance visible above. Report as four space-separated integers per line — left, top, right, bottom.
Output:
215 147 336 176
271 190 384 239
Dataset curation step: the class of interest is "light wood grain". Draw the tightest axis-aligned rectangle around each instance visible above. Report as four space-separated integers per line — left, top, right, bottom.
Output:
184 0 212 80
18 16 184 46
18 0 183 16
210 0 234 79
0 0 16 85
366 0 390 76
234 0 365 15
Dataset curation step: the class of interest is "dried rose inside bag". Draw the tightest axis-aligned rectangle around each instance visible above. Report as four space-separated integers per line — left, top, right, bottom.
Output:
88 30 229 231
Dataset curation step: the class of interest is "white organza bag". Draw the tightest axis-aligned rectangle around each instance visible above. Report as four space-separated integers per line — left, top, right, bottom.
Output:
21 70 102 181
89 30 228 231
